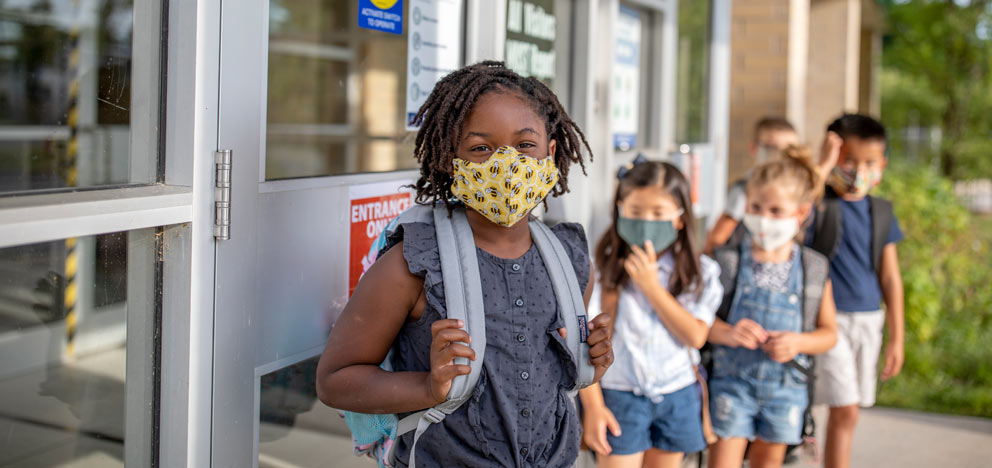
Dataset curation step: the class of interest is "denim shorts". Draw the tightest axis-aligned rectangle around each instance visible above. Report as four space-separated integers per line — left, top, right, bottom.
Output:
708 374 807 445
601 384 706 455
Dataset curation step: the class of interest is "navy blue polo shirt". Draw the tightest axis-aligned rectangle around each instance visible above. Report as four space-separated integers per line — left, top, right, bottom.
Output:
806 197 903 312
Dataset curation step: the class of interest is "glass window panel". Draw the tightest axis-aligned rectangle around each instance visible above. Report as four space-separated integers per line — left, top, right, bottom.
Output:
265 1 417 180
504 0 569 98
0 1 158 195
258 356 367 467
675 0 711 143
0 228 157 468
613 4 653 153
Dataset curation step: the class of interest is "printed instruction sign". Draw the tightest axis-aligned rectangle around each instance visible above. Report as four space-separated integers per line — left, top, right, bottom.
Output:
505 0 556 87
348 181 414 297
612 6 642 151
358 0 404 35
406 0 464 129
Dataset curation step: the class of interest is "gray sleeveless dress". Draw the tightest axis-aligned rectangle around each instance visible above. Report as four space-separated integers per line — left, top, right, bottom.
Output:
384 220 590 468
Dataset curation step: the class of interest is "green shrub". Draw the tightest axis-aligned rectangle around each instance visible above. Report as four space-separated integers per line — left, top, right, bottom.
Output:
873 162 992 418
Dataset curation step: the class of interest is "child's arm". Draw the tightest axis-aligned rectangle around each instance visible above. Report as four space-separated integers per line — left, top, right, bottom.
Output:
578 383 621 456
626 242 711 349
762 280 839 362
315 243 476 413
879 243 905 380
704 215 739 255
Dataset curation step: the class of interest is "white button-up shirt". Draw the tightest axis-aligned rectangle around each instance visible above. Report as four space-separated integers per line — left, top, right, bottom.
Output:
590 251 723 402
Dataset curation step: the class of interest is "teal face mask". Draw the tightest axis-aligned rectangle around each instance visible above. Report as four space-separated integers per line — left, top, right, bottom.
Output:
616 216 679 251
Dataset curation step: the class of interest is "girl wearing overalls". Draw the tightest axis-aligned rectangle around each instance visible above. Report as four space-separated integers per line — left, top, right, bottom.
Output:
707 147 838 468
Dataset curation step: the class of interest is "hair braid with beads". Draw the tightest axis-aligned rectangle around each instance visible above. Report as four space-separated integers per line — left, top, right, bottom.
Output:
409 61 592 206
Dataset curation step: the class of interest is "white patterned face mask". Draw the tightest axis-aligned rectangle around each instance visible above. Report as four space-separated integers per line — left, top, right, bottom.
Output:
743 213 799 251
450 146 559 227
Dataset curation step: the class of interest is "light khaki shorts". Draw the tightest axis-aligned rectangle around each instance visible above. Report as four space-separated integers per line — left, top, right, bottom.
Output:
815 310 886 408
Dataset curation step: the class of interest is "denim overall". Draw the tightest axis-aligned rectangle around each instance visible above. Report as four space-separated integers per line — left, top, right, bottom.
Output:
709 241 809 444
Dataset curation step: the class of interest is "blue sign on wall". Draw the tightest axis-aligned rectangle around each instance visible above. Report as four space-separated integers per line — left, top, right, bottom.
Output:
358 0 404 35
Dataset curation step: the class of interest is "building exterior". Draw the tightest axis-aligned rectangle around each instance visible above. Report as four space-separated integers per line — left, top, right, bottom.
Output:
726 0 884 184
0 0 864 466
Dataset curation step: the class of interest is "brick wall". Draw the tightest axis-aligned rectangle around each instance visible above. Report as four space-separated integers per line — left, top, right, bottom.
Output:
727 1 791 186
805 0 860 150
726 0 879 190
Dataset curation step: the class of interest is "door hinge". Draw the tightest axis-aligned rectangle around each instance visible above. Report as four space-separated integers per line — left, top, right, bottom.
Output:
214 149 232 240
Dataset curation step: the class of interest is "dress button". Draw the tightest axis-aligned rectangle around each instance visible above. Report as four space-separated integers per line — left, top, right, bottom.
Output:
521 408 531 417
520 447 529 456
520 371 530 380
515 298 525 307
512 263 521 271
516 334 526 342
789 294 799 304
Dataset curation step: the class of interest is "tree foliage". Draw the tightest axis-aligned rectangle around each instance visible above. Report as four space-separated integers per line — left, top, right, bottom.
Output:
880 0 992 180
874 163 992 417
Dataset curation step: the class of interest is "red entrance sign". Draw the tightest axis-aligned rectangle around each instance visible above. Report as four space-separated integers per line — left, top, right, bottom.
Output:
348 192 412 297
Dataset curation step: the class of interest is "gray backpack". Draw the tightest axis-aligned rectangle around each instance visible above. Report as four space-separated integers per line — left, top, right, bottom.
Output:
344 204 595 468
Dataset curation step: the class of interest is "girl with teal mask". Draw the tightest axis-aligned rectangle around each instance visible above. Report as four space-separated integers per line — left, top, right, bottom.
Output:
579 160 725 468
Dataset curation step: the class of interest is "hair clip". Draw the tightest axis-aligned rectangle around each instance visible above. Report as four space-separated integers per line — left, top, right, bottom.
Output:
616 153 650 180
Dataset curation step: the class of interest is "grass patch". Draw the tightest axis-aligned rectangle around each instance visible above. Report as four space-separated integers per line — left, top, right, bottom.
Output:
878 374 992 419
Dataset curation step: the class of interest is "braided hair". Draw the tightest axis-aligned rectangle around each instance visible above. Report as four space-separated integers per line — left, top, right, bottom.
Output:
409 61 592 206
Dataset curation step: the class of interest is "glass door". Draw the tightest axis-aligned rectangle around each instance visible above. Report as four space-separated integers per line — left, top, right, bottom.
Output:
213 1 451 466
0 1 189 467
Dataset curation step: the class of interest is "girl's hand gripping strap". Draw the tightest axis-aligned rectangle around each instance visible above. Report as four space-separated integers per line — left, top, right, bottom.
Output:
529 220 595 391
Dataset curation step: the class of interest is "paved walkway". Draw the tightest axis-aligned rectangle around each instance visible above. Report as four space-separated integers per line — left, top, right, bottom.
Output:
575 405 992 468
2 345 988 467
782 406 992 468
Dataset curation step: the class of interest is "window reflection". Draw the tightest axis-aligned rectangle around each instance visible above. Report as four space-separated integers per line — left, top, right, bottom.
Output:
675 0 711 143
0 0 152 194
258 356 369 467
0 229 154 467
265 0 416 180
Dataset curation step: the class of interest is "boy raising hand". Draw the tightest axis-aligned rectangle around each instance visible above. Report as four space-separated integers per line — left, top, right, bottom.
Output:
806 113 905 468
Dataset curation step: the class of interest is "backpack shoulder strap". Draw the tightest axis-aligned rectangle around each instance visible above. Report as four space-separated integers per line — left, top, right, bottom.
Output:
810 187 843 259
794 245 829 443
799 246 829 333
391 205 487 468
432 205 487 408
529 219 596 391
868 196 894 274
712 244 740 322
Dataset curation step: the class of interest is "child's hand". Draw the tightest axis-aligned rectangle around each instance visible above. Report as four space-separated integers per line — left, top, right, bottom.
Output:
624 241 660 293
818 130 843 175
581 402 621 456
426 319 476 405
586 314 615 382
881 340 904 381
731 318 768 349
762 331 800 363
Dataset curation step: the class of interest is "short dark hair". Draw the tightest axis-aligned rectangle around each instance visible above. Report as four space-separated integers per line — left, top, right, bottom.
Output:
409 61 591 207
826 113 887 142
753 116 796 141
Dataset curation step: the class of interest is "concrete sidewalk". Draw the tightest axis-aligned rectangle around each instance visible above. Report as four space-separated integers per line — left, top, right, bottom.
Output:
782 406 992 468
576 405 992 468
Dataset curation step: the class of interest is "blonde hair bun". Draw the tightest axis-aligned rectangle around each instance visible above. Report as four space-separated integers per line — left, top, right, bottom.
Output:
747 144 823 203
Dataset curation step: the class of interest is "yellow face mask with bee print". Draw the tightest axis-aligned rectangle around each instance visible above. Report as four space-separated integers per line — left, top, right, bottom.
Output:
450 146 559 227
